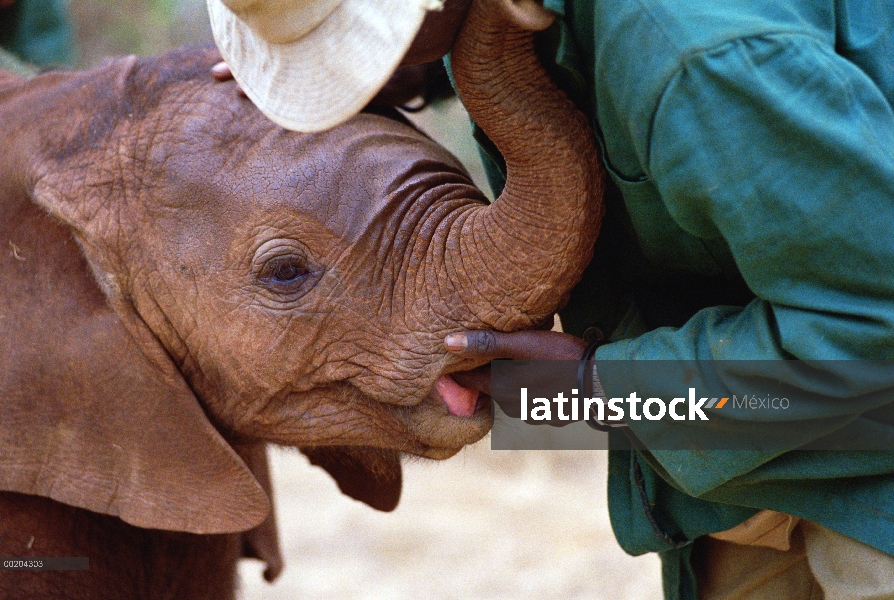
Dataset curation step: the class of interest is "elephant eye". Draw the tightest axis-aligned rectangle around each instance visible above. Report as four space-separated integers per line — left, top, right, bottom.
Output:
270 259 307 283
252 240 322 305
259 255 311 290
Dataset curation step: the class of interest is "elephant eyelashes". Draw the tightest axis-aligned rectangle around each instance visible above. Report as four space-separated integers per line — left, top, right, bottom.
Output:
251 239 322 303
254 250 322 303
259 255 310 290
267 258 307 284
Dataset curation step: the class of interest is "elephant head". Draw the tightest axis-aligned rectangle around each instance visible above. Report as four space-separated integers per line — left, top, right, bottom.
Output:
0 0 602 543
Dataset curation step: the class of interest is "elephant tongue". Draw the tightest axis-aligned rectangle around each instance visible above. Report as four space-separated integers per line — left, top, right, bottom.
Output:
435 375 480 418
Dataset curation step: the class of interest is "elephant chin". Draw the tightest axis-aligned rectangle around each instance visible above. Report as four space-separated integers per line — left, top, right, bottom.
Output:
398 383 493 458
415 446 466 461
247 381 493 459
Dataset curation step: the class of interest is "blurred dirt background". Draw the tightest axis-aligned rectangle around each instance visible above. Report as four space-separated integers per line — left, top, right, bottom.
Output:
68 2 661 598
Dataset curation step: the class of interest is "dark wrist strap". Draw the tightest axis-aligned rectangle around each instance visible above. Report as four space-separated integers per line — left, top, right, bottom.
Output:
578 338 628 431
577 338 610 399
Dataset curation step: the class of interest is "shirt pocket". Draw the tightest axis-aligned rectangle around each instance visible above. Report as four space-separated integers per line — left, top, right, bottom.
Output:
608 168 733 278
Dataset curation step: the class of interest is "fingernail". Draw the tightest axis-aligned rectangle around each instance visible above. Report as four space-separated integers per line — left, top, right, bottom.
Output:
445 333 468 351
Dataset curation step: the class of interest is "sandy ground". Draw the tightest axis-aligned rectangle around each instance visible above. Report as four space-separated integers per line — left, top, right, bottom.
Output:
238 445 662 600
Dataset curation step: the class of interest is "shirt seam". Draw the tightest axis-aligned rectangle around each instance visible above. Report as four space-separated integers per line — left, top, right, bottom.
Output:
640 29 832 181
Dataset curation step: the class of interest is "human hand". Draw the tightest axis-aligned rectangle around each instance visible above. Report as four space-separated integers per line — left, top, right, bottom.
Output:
446 329 587 364
445 330 612 428
445 329 587 398
210 61 248 97
210 61 232 81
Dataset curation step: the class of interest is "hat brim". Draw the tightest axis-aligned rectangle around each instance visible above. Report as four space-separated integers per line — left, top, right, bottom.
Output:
208 0 432 132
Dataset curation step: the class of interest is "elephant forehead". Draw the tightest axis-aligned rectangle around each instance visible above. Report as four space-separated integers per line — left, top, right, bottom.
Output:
223 114 474 242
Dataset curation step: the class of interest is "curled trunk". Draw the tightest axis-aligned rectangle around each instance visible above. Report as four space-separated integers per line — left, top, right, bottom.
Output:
443 0 604 330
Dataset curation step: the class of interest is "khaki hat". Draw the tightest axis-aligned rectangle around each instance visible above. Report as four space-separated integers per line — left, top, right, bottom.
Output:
208 0 446 132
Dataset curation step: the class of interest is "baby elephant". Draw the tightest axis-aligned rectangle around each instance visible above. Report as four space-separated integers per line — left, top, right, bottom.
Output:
0 3 603 598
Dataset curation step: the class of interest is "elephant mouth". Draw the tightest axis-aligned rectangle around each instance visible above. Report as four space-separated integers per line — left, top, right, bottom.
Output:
262 367 493 459
431 373 485 418
389 369 492 460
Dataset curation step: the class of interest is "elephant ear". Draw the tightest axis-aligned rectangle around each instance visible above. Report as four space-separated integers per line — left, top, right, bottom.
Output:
233 442 284 581
301 447 402 512
0 195 270 535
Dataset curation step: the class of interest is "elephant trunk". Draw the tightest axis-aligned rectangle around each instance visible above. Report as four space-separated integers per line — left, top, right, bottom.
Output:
442 0 604 330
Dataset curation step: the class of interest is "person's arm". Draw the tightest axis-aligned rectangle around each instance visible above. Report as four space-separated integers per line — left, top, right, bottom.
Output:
623 33 894 363
450 32 894 496
603 33 894 489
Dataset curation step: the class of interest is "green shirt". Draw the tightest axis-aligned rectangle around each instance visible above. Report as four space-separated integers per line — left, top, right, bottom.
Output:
466 1 894 597
0 0 73 66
